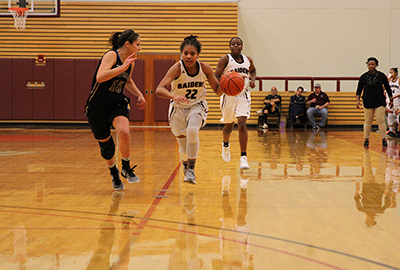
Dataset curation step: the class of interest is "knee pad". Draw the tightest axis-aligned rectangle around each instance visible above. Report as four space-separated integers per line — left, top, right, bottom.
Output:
98 136 115 160
187 127 199 144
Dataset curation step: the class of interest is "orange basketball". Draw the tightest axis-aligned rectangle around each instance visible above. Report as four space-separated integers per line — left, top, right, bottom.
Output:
220 71 245 96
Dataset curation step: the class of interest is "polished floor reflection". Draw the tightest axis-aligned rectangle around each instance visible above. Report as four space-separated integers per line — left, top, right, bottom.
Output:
0 127 399 269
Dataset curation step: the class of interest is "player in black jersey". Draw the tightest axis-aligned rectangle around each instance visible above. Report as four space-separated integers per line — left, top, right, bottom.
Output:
85 29 146 190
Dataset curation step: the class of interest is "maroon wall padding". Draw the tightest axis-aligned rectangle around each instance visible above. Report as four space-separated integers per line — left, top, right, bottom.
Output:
0 59 12 119
75 59 97 120
126 58 145 121
33 59 54 120
153 59 176 121
54 59 75 120
12 59 33 120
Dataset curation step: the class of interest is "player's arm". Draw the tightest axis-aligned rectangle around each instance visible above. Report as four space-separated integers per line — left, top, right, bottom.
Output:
96 51 137 83
247 56 257 88
201 62 223 96
125 63 146 110
215 55 229 80
155 62 188 104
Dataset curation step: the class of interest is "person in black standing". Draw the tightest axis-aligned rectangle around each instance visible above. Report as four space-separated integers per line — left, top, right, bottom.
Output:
288 86 306 128
85 29 146 190
356 57 392 147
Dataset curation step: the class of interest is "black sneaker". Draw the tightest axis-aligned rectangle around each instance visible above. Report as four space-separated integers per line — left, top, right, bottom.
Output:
111 172 124 190
388 131 396 137
364 139 369 147
382 139 388 147
121 165 140 183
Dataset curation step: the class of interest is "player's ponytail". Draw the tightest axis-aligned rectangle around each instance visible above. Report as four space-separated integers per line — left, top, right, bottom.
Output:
109 29 140 50
180 35 202 54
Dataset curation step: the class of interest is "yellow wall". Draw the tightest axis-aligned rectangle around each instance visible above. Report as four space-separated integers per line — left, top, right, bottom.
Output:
0 2 238 68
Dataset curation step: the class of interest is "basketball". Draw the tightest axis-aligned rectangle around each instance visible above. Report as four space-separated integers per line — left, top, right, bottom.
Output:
220 71 245 96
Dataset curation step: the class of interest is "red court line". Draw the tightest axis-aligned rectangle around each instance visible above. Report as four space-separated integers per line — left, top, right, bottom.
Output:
136 163 180 230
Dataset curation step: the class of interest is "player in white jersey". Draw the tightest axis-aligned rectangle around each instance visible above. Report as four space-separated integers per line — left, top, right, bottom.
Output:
215 37 256 170
156 35 223 184
386 68 400 137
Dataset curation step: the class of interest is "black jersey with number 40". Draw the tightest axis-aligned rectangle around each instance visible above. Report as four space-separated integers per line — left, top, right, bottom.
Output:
86 49 132 106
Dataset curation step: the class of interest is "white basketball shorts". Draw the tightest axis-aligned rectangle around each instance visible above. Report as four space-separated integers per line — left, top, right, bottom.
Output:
220 93 251 123
168 100 208 137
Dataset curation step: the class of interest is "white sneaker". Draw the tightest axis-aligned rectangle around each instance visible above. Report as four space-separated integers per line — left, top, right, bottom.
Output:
262 123 268 129
184 168 196 185
221 175 231 196
240 156 250 170
222 142 231 162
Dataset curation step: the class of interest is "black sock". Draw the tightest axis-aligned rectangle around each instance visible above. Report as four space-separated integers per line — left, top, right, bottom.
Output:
223 141 229 147
109 165 118 175
241 152 247 156
188 160 196 169
122 159 130 170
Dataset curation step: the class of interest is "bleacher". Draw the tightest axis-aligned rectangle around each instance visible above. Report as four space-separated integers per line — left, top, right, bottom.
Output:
206 90 364 126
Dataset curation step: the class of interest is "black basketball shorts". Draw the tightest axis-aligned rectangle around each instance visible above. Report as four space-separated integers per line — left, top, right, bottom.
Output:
85 98 130 140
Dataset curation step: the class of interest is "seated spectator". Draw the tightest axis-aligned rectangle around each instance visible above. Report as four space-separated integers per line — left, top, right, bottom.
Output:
306 83 330 131
288 86 306 128
260 86 282 129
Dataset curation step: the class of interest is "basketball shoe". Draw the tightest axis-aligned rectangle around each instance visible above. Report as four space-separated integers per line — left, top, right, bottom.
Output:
111 171 124 191
222 142 231 162
184 168 196 185
240 156 250 170
121 165 140 183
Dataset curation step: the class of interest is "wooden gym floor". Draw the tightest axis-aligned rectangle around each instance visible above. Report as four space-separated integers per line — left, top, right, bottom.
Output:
0 125 399 270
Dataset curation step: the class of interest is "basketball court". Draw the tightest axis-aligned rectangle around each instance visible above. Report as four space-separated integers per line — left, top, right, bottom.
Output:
0 126 399 269
0 2 399 268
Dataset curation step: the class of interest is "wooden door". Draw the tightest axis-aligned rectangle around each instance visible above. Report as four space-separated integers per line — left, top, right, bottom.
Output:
129 54 180 126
